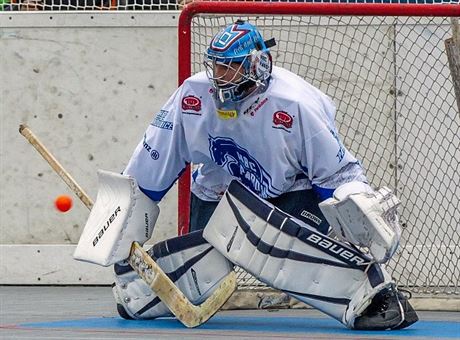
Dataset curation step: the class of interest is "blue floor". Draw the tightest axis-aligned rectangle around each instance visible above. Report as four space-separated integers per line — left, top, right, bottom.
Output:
19 315 460 338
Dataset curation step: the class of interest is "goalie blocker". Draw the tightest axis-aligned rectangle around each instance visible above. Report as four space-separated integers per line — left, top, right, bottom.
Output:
203 180 418 330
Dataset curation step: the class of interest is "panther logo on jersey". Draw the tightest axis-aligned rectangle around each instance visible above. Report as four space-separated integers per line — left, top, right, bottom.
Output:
208 136 280 198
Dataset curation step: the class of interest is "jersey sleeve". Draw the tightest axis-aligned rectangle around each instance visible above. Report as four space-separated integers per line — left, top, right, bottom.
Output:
123 85 191 202
298 94 361 195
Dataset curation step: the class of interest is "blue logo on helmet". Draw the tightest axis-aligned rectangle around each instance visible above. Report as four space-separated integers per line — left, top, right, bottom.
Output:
208 21 268 61
210 24 251 53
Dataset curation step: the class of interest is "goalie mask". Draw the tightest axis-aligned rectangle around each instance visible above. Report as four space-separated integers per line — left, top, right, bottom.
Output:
204 20 275 105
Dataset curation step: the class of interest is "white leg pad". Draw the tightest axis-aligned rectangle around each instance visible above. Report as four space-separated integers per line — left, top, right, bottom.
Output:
113 262 170 319
113 230 233 319
203 180 394 328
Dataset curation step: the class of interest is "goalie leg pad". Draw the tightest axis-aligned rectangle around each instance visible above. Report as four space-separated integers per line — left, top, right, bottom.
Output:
203 180 396 328
113 261 170 319
113 229 234 319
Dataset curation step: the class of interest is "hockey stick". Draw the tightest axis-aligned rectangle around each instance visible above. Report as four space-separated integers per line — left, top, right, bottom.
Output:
445 18 460 116
18 123 236 328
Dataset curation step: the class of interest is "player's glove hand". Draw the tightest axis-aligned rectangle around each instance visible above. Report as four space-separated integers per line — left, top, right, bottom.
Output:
74 170 159 266
319 181 401 263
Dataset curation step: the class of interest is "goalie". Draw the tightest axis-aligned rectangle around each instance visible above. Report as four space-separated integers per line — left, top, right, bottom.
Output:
77 20 418 330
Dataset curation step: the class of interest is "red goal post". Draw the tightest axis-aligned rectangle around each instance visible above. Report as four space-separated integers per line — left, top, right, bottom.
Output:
176 2 460 302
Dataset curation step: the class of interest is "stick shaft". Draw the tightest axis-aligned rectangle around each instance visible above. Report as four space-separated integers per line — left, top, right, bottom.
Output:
19 124 94 210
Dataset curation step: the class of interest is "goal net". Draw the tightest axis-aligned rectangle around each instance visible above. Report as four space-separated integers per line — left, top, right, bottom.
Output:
178 2 460 303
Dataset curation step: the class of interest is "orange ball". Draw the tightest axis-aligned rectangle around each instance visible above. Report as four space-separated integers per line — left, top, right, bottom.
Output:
55 195 73 212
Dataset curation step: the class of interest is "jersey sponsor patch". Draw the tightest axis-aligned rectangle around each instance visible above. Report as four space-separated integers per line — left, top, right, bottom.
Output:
151 110 173 130
242 97 268 116
150 149 159 160
273 111 293 131
217 109 237 120
143 134 160 160
182 96 202 112
208 136 280 198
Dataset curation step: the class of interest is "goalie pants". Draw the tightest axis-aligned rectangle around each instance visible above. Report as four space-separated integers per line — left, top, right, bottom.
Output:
191 189 329 234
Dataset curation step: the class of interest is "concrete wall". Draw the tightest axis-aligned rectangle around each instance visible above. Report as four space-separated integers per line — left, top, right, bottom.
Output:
1 12 181 248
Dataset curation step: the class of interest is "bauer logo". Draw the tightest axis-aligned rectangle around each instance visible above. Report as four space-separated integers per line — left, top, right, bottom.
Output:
182 96 202 112
273 111 293 131
306 233 367 266
93 206 121 247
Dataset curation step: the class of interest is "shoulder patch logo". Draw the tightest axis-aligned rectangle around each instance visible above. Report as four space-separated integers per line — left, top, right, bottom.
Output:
273 111 293 129
182 96 202 112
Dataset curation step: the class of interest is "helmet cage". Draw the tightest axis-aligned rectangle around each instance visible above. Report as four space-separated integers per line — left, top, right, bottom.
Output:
204 53 257 103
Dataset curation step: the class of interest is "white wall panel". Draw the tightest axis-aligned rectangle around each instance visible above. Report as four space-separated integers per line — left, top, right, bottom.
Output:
1 13 180 246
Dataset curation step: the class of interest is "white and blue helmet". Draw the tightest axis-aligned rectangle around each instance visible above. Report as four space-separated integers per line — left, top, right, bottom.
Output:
204 20 275 104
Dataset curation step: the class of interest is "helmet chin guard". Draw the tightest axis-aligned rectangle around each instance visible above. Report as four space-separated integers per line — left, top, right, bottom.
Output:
204 20 275 105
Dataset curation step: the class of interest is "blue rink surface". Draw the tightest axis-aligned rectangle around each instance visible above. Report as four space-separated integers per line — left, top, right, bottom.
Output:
19 315 460 338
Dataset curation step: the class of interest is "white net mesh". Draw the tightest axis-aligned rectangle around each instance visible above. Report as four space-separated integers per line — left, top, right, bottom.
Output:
189 13 459 296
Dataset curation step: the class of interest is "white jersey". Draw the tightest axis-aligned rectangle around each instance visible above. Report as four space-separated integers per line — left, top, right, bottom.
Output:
124 66 361 202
